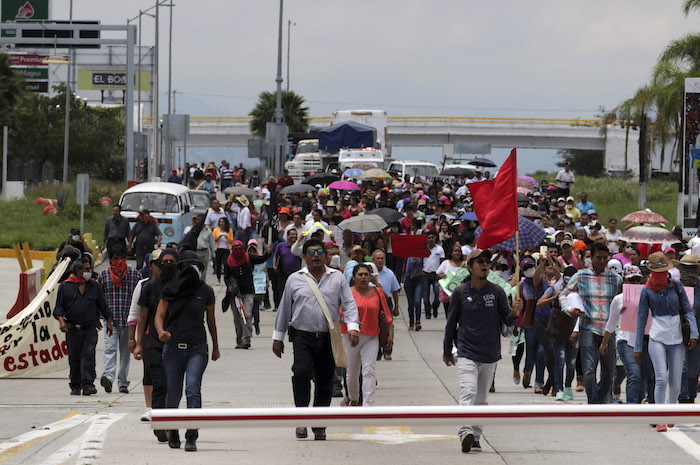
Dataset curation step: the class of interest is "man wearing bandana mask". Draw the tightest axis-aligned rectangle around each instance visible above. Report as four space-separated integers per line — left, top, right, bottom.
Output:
54 257 111 396
134 248 179 443
97 246 142 395
225 240 273 348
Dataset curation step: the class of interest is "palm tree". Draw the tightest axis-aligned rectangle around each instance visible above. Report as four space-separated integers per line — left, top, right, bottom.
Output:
248 90 309 139
0 53 26 127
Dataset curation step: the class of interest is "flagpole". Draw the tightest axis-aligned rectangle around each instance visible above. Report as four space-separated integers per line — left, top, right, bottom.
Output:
514 229 520 295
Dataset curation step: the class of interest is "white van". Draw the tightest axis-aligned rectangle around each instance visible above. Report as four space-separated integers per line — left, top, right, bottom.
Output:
337 148 385 172
388 160 440 182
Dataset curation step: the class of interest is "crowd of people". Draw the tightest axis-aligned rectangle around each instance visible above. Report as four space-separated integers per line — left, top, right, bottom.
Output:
51 159 700 454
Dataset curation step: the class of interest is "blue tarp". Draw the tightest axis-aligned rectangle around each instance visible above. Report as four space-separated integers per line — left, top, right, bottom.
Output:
318 121 375 153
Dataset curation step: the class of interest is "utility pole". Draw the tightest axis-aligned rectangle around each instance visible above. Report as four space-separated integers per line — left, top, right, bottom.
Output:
63 1 73 184
153 0 159 178
274 0 284 175
286 20 295 92
167 1 174 171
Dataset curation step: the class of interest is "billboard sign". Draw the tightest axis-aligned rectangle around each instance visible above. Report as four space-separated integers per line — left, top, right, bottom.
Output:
77 69 150 91
1 0 50 37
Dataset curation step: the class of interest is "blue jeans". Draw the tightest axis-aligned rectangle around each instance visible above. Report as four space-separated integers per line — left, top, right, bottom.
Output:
404 277 424 324
648 338 685 404
683 342 700 401
163 343 209 439
617 339 644 404
552 338 578 391
579 328 616 404
422 272 440 316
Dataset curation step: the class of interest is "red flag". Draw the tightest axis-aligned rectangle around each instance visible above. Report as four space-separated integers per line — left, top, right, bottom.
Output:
469 149 518 249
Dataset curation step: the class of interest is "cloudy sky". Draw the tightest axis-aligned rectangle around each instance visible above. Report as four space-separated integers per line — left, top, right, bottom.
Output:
49 0 698 171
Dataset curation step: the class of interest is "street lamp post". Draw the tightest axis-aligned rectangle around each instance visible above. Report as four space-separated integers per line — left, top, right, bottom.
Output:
274 0 284 175
286 20 295 92
43 56 72 183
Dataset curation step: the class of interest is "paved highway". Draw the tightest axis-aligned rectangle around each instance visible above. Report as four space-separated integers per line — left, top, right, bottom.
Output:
1 258 700 464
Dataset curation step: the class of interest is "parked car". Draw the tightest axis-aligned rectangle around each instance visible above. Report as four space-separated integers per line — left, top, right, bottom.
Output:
387 160 440 182
119 182 211 244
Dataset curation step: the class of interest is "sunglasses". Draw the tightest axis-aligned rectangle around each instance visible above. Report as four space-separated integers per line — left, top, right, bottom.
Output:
306 249 325 256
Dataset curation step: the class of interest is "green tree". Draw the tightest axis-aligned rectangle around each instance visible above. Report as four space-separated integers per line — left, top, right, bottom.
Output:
248 90 309 139
0 53 25 127
556 149 605 177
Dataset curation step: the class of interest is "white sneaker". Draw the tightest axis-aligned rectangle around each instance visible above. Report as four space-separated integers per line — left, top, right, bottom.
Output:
141 408 151 422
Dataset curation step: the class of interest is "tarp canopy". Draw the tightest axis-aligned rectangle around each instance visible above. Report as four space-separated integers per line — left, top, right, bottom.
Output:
318 121 375 153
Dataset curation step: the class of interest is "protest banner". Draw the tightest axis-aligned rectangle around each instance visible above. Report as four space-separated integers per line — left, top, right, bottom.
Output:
0 259 70 378
252 263 267 295
620 284 694 333
390 235 429 258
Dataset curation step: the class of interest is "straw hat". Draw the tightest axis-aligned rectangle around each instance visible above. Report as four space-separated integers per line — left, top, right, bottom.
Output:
672 253 700 270
236 195 250 207
647 251 673 273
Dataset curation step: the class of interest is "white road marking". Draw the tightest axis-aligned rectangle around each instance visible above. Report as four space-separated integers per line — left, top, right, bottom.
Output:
329 426 453 445
0 413 93 455
664 426 700 462
40 413 126 465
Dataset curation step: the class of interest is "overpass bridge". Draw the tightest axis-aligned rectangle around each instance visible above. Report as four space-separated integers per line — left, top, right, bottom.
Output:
143 116 639 175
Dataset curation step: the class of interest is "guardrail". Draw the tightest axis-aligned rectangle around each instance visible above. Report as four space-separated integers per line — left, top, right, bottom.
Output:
150 404 700 430
141 116 607 128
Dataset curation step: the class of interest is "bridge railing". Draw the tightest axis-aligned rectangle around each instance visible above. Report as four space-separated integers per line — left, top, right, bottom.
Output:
141 116 607 129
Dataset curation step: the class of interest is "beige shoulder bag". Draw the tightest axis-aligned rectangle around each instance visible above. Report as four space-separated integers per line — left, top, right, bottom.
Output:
302 273 348 368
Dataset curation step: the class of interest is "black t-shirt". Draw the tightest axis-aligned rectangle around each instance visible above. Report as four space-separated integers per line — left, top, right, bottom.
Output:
57 240 86 256
162 283 214 345
138 276 167 345
132 221 162 248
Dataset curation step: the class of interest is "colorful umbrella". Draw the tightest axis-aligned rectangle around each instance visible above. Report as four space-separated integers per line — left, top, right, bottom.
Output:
338 214 388 233
460 212 478 221
621 210 669 225
351 162 378 170
361 168 392 181
475 215 546 252
517 186 532 195
280 184 314 194
620 226 675 245
328 180 360 191
517 175 539 188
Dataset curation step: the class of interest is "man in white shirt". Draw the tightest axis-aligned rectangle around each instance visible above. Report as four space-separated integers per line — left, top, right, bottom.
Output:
204 199 226 230
556 162 575 197
236 195 252 244
422 230 445 319
284 212 308 241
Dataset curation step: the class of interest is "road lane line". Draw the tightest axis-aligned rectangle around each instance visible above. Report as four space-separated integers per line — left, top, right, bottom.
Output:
0 413 92 462
664 427 700 462
39 414 126 465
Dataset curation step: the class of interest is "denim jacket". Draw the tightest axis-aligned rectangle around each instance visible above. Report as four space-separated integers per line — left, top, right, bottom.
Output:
635 279 699 352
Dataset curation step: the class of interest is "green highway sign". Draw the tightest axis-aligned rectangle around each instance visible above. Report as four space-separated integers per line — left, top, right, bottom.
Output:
11 67 48 80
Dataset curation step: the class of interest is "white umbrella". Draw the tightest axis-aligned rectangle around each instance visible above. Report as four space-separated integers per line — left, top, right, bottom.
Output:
338 214 388 233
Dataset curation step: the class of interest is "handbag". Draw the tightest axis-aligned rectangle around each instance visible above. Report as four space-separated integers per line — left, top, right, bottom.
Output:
545 299 577 342
518 281 541 329
408 258 424 279
374 288 392 349
302 273 348 368
672 280 692 346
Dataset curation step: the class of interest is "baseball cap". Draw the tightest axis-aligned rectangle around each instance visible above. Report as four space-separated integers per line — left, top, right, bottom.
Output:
607 258 623 274
466 249 491 265
520 257 536 269
566 196 574 202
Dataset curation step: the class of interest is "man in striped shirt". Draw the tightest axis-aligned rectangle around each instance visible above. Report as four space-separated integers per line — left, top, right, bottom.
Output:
559 242 622 404
220 161 234 190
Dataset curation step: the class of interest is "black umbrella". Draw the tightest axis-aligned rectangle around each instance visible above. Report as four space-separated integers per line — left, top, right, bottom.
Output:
470 157 497 168
440 166 475 177
280 183 315 194
303 173 339 186
366 207 404 224
517 193 530 203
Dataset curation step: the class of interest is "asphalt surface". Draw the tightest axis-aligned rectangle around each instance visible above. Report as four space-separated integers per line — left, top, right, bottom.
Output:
2 257 700 464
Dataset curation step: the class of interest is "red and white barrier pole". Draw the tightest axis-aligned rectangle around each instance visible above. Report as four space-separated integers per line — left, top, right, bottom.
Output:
150 404 700 430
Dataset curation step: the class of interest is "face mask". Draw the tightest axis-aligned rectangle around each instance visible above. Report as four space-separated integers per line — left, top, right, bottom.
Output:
625 247 634 254
584 258 592 267
111 258 127 276
495 270 506 279
82 271 92 281
72 235 80 242
523 268 535 278
159 263 178 281
391 226 399 233
231 248 245 261
330 255 341 269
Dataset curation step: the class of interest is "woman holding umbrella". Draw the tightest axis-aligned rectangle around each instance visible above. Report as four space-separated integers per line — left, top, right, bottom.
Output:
635 252 699 432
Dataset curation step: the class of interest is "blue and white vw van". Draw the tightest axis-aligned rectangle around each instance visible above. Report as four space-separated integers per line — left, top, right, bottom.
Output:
119 182 211 244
